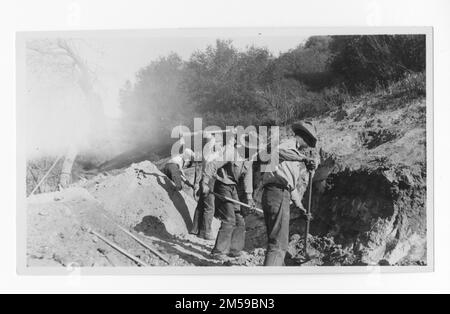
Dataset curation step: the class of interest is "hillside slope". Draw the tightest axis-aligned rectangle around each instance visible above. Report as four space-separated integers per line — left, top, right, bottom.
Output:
314 94 427 265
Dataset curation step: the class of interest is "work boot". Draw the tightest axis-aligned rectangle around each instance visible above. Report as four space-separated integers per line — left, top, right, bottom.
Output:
211 252 228 261
228 251 243 258
264 249 287 266
199 231 215 241
212 222 234 254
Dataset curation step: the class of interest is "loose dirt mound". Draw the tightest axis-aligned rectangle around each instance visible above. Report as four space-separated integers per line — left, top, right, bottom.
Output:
83 161 199 236
27 162 222 267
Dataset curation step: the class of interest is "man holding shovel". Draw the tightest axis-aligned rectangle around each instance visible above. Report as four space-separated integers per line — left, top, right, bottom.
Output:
260 121 319 266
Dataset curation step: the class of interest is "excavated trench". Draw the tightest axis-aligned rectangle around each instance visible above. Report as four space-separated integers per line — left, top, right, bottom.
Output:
309 157 427 265
312 169 396 247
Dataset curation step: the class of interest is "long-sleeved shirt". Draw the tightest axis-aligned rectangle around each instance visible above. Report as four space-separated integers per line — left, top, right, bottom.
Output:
261 138 319 208
202 146 253 195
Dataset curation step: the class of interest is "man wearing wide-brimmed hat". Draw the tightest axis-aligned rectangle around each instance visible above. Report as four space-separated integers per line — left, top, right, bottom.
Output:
261 120 319 266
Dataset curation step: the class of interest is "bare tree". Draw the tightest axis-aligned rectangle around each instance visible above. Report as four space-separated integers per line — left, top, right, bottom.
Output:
27 39 105 188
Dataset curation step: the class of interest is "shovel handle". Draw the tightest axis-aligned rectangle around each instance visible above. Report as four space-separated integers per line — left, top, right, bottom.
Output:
304 170 315 256
212 192 264 214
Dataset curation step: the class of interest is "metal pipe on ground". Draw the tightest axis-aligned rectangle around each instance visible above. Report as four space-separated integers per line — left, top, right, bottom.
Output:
116 225 171 265
101 214 170 265
88 228 148 267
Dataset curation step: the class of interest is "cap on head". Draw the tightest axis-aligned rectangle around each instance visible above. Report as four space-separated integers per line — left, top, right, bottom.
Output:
291 121 318 148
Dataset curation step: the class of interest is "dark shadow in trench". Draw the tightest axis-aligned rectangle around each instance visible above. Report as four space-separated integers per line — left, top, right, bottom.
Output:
143 172 193 231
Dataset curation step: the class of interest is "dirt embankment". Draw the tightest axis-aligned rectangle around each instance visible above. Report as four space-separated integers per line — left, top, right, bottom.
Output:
315 96 427 265
245 95 427 266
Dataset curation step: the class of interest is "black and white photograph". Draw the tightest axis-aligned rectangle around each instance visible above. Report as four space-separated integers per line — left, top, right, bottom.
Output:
16 28 433 273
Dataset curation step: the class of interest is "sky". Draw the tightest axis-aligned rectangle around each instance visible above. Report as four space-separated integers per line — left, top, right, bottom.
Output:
78 29 312 118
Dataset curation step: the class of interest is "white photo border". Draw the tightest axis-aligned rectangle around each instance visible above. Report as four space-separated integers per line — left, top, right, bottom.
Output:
16 26 434 276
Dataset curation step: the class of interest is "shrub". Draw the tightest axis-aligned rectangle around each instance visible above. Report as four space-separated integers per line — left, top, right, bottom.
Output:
329 35 426 93
322 86 350 111
387 72 426 98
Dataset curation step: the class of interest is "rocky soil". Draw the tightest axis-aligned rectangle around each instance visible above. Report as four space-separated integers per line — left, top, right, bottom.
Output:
27 91 427 267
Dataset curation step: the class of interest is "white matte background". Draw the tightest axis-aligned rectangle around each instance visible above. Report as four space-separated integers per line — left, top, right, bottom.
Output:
1 0 449 293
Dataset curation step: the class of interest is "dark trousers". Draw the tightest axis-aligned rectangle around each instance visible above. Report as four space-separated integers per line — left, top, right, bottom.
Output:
262 185 291 266
163 163 183 190
212 181 246 255
191 179 215 237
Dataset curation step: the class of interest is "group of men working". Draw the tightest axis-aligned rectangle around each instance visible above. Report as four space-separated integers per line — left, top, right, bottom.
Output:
163 121 319 266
